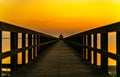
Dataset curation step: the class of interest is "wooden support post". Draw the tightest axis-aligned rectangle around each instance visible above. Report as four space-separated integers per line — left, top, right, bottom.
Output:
117 31 120 77
0 31 2 77
28 34 32 62
40 35 43 43
40 35 45 52
81 35 84 57
10 32 18 73
37 35 40 55
101 33 108 74
93 34 97 65
83 35 86 59
33 35 36 59
22 33 26 65
88 34 91 63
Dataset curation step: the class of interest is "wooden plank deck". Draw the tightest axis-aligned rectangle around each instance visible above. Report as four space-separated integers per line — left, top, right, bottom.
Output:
11 41 106 77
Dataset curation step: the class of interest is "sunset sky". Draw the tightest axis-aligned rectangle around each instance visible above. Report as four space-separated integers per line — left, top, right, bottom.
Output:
0 0 120 37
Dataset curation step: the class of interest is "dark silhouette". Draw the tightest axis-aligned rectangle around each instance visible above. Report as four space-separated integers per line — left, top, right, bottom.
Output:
1 21 119 77
59 34 63 40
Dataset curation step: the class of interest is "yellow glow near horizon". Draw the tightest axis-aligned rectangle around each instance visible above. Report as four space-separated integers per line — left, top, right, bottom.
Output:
0 0 120 36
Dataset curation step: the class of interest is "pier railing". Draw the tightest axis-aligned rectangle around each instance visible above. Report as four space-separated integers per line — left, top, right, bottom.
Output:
64 22 120 77
0 21 58 77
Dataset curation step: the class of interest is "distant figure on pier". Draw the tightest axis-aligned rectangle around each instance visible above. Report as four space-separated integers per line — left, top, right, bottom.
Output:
59 34 63 40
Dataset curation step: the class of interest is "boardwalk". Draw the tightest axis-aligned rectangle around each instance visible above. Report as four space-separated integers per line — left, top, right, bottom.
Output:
11 41 105 77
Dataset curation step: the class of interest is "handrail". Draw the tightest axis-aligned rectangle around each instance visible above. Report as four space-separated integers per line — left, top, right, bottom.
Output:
0 21 58 77
66 22 120 38
65 40 120 62
0 21 56 38
0 40 57 60
64 22 120 77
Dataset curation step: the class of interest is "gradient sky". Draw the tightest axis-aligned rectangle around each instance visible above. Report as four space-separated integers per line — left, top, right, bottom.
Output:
0 0 120 37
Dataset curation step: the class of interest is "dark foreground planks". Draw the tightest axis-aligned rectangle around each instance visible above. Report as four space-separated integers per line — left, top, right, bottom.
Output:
11 41 106 77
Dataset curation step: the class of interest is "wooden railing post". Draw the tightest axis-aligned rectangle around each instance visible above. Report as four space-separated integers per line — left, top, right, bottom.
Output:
0 31 2 77
87 34 91 63
28 34 32 62
10 32 18 73
40 35 44 43
93 34 97 65
117 31 120 77
83 35 86 59
33 35 36 59
81 35 84 57
40 35 45 51
22 33 26 65
101 33 108 74
37 35 40 55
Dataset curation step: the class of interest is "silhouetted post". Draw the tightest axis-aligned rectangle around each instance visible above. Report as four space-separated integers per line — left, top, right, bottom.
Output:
83 35 86 59
93 34 97 65
33 35 36 59
22 33 26 65
10 32 18 73
101 33 108 74
59 34 63 40
40 35 43 43
40 35 45 51
88 34 91 63
37 35 40 55
0 31 2 77
81 35 84 57
28 34 32 62
117 31 120 77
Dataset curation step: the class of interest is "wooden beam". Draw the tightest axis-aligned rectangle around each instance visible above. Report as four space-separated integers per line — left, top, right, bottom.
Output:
117 31 120 77
10 32 18 73
0 21 39 35
65 22 120 38
37 35 40 55
80 35 84 57
0 40 56 60
22 33 26 65
0 31 2 77
93 34 97 65
101 33 108 74
0 21 57 39
64 40 120 61
87 34 91 63
33 35 36 59
83 35 86 59
28 34 32 62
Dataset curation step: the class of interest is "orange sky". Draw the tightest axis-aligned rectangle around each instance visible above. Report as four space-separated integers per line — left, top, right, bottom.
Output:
0 0 120 37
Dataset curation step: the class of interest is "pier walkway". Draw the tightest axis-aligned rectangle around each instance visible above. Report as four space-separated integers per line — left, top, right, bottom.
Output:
11 41 105 77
